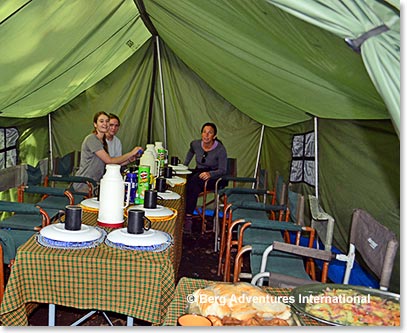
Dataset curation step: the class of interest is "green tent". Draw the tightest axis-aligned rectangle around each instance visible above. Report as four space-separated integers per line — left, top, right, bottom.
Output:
0 0 400 291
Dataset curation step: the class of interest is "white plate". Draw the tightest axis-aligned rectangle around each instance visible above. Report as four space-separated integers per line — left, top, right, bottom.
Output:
165 176 185 186
175 169 192 175
128 204 174 218
169 164 188 171
80 197 99 210
40 223 103 242
157 190 181 200
106 228 173 251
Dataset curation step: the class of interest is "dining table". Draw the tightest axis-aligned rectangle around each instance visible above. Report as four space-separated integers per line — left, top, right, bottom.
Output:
162 277 324 326
0 210 176 326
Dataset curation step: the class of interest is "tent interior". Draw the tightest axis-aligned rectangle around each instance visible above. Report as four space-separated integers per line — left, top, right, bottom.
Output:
0 0 400 292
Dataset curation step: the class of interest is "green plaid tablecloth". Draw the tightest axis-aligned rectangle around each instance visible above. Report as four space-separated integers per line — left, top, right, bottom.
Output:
0 212 176 326
162 277 324 326
158 181 186 276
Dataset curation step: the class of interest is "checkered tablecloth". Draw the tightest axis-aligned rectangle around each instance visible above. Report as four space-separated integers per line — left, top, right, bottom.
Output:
162 277 324 326
0 211 176 326
158 181 186 275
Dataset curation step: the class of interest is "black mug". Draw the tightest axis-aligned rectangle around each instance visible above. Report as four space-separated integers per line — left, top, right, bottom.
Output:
127 209 152 234
155 177 167 193
163 166 173 178
171 156 180 166
65 205 82 231
144 189 158 209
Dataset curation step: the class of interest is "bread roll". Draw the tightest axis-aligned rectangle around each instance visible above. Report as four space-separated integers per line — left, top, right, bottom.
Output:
190 282 292 325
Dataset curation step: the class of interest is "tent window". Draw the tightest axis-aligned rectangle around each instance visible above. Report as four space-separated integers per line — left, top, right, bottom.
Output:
289 131 315 186
0 127 19 169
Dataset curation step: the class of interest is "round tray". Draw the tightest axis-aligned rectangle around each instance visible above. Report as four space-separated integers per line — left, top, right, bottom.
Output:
105 228 173 252
175 169 192 175
127 205 174 218
165 176 186 186
169 164 188 171
37 227 106 250
40 223 103 242
157 190 181 200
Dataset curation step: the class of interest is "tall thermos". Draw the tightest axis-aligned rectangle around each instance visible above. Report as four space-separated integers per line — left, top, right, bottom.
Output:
139 150 160 178
145 144 158 159
97 164 130 228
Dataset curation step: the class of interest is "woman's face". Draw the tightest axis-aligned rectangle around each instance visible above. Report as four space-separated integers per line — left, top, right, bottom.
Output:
94 114 109 134
201 125 216 144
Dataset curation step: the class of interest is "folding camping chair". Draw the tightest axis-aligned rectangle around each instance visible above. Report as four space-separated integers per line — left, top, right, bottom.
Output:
335 208 399 291
195 157 237 234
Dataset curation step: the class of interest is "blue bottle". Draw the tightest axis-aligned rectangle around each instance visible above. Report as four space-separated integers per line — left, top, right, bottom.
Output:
125 167 138 204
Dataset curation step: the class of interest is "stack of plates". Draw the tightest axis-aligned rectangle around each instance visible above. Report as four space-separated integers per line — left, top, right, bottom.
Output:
157 190 181 200
105 228 173 252
80 197 100 212
128 205 174 218
169 164 188 171
165 176 186 186
37 223 106 249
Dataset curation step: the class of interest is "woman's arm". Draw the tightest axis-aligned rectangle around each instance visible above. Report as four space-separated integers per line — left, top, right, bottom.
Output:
96 146 142 165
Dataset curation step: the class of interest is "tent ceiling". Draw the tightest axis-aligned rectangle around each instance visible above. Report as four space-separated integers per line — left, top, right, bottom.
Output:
0 0 398 131
0 0 150 118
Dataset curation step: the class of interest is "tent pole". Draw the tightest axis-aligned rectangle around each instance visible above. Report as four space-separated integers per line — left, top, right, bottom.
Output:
48 113 54 174
314 117 319 199
253 125 264 189
156 36 167 148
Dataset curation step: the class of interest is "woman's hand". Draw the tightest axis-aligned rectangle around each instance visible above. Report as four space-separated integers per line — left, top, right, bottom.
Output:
132 146 143 156
199 172 211 181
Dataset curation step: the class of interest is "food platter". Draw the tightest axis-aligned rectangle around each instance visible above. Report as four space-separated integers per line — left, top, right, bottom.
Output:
186 282 295 326
290 283 400 326
105 228 173 252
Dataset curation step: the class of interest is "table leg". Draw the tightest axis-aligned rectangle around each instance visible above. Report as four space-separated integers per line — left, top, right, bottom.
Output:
48 304 56 326
127 316 134 326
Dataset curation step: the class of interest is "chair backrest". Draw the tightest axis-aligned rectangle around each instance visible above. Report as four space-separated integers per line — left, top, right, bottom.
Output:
347 209 398 290
226 158 237 177
52 151 76 177
308 195 335 251
287 188 304 226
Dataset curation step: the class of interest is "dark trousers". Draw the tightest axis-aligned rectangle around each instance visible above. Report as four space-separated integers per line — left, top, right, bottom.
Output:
185 170 226 215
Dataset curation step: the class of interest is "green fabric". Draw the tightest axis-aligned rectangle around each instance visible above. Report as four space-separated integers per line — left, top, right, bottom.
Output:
0 229 34 264
146 0 388 127
0 0 151 118
267 0 400 135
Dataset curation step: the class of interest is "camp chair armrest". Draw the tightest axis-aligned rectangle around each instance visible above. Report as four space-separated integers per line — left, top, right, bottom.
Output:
232 201 285 212
272 241 333 262
48 175 97 187
246 218 302 232
21 185 70 197
0 201 43 215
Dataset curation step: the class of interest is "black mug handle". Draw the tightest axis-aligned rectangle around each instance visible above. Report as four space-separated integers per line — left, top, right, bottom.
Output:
143 216 152 231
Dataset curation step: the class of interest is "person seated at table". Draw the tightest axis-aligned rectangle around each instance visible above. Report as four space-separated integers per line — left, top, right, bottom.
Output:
73 111 143 194
183 122 227 234
106 113 122 157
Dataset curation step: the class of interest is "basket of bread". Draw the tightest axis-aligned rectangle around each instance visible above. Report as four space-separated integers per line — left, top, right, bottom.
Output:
187 282 294 326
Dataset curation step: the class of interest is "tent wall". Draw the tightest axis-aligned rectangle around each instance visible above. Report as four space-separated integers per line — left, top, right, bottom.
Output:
261 118 399 291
